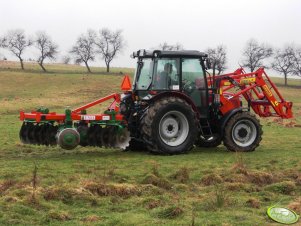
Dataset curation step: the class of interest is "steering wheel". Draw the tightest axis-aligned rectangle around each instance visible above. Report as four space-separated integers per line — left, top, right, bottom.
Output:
182 79 194 93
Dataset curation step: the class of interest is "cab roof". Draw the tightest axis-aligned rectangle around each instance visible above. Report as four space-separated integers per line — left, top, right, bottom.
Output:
132 49 208 58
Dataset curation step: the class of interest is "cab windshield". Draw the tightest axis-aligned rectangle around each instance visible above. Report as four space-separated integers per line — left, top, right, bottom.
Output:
135 58 153 90
135 58 180 91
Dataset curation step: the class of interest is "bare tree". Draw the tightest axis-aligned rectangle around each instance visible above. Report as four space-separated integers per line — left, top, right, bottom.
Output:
242 39 273 72
34 31 58 72
271 46 295 86
70 30 96 73
207 45 227 75
62 55 71 64
2 29 32 69
292 47 301 77
0 37 7 48
0 37 7 59
95 28 125 72
159 42 183 51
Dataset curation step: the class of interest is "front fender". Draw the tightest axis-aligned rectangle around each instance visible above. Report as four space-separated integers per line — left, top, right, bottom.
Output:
219 107 247 136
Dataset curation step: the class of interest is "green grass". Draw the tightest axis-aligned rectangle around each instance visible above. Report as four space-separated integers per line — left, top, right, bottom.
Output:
0 61 300 225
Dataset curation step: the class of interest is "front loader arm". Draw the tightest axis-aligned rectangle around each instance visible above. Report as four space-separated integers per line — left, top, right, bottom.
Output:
215 68 293 119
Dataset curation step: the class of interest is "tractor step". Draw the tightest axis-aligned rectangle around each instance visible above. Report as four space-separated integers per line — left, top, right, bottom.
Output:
199 120 213 136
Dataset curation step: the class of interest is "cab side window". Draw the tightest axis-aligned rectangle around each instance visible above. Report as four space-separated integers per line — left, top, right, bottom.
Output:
152 58 180 90
182 58 207 116
182 59 205 89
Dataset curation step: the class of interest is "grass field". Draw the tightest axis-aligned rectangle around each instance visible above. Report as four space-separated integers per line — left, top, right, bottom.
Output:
0 61 300 226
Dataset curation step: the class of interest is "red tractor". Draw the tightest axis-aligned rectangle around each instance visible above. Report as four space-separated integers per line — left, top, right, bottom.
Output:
19 50 293 154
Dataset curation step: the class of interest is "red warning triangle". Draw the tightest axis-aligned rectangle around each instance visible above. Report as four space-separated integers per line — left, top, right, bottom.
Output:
121 75 132 91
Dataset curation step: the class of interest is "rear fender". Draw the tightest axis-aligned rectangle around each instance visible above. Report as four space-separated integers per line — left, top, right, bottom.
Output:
147 91 200 116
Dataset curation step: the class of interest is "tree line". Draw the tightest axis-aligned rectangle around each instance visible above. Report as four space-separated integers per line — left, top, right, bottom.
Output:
1 30 301 85
0 28 125 73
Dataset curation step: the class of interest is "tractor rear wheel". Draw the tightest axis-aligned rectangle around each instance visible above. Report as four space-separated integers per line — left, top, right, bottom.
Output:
141 97 198 154
223 112 262 152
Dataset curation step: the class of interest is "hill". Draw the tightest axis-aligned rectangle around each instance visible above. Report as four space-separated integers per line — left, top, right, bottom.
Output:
0 61 300 225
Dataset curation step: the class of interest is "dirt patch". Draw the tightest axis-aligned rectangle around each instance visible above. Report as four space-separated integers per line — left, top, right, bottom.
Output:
265 181 297 195
141 174 173 190
272 118 283 125
247 171 274 186
284 121 296 127
223 173 247 183
225 182 249 191
83 181 141 197
43 186 75 204
231 162 248 174
144 198 165 209
200 173 223 186
3 196 19 203
296 174 301 186
48 210 71 221
169 167 190 184
288 198 301 214
0 179 17 194
81 215 102 222
246 198 260 209
156 206 184 219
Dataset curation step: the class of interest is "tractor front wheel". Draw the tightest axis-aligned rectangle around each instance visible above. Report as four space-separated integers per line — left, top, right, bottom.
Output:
223 112 262 152
141 97 198 154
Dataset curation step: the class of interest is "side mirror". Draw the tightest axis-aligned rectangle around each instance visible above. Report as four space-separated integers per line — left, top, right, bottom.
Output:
131 51 138 58
206 58 211 70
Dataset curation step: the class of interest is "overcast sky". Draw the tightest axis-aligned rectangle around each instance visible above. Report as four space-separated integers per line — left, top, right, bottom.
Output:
0 0 301 71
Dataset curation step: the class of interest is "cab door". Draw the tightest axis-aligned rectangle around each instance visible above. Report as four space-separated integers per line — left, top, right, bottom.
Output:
181 58 208 118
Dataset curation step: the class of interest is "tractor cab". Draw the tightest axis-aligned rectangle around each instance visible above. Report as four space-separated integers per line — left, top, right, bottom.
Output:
132 49 211 117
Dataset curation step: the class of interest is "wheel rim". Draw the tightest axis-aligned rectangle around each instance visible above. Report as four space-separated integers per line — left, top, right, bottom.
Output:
232 119 257 147
159 111 189 146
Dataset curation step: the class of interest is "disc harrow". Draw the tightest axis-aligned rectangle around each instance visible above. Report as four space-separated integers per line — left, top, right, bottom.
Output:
19 122 58 146
19 93 131 150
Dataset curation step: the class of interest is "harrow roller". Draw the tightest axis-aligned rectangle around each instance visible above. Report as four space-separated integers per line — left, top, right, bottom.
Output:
56 128 80 150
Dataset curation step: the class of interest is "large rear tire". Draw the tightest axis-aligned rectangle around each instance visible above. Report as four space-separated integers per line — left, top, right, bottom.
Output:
141 97 198 154
223 112 262 152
